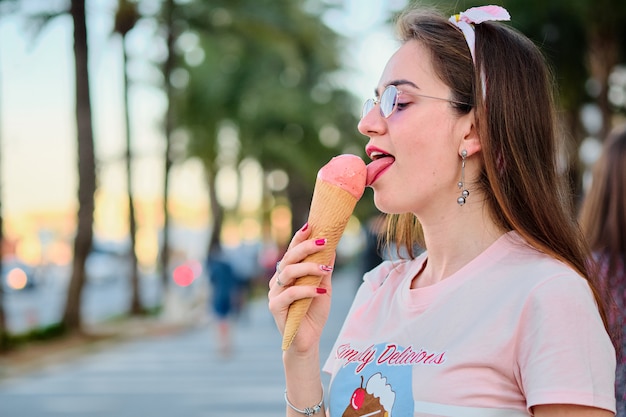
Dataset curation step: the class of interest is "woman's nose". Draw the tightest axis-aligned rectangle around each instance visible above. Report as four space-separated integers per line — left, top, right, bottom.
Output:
357 104 386 138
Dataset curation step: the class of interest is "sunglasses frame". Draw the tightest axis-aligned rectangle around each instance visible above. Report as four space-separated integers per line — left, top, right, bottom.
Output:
361 84 469 119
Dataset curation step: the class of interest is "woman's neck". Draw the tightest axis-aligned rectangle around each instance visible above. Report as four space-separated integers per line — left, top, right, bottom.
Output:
412 204 505 289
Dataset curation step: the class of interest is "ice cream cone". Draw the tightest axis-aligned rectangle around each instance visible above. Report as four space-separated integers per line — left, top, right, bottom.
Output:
282 178 360 350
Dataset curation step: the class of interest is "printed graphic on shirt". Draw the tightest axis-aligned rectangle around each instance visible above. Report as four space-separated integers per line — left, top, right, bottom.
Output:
330 342 446 416
342 373 394 417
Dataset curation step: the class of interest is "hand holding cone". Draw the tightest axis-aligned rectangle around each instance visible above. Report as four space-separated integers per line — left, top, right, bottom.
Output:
282 154 366 350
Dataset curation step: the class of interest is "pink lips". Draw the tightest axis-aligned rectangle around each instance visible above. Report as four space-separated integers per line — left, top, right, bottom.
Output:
366 156 394 186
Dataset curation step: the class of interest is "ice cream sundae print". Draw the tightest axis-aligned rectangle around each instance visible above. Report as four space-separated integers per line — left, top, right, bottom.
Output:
343 372 395 417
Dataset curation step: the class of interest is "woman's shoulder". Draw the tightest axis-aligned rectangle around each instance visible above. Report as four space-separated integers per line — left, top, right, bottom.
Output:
469 232 593 302
496 232 584 279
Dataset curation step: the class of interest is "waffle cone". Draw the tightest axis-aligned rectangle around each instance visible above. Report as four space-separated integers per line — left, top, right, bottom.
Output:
282 179 359 350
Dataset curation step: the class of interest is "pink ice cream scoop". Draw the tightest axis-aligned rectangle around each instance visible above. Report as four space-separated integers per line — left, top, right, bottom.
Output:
282 154 366 350
317 154 368 199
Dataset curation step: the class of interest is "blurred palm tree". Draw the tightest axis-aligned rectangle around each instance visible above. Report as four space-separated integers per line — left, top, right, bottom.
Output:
113 0 144 315
9 0 98 334
175 0 362 252
62 0 97 333
156 0 176 290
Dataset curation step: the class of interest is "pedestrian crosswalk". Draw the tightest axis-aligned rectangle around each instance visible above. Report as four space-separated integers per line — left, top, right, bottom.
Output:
0 267 359 417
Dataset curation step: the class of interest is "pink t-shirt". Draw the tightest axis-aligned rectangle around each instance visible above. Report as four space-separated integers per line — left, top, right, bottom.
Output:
323 232 616 416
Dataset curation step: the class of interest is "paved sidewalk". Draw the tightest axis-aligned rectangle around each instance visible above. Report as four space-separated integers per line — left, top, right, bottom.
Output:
0 266 360 417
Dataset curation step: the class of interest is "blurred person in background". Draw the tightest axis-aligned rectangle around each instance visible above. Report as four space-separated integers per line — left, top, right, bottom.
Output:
226 241 262 321
579 124 626 416
206 243 239 357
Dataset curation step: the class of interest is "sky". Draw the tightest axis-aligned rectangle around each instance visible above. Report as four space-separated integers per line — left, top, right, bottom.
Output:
0 0 405 263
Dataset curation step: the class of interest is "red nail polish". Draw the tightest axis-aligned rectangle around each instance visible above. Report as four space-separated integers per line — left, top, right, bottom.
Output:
320 265 333 272
316 287 327 294
315 238 326 246
301 222 309 232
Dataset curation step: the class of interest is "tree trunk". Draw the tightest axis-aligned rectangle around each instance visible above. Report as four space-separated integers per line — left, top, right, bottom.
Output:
63 0 96 333
121 35 143 315
159 0 175 291
206 167 223 254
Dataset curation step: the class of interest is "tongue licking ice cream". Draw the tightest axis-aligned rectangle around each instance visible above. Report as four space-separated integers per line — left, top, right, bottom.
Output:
365 154 394 186
282 154 366 351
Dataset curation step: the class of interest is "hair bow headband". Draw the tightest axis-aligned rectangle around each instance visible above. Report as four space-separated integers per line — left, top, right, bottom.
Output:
449 5 511 63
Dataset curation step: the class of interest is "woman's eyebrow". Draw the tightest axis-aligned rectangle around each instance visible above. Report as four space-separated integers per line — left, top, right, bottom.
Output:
375 79 420 96
389 79 419 89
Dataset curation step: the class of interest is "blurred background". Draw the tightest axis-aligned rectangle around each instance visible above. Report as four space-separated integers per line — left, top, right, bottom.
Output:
0 0 625 357
0 0 406 341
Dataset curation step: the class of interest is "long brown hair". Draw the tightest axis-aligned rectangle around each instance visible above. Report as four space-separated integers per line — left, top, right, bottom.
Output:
579 126 626 273
387 7 610 334
579 126 626 344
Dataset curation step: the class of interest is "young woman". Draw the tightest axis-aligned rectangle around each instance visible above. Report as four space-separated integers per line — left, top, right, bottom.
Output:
268 5 616 416
579 125 626 416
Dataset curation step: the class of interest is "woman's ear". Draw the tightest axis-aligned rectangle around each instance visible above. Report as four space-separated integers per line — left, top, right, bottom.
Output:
459 111 481 157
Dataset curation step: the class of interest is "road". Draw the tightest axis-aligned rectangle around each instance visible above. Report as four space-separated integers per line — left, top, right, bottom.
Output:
0 266 361 417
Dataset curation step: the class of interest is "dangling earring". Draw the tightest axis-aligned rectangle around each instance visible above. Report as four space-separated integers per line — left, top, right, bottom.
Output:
457 150 469 206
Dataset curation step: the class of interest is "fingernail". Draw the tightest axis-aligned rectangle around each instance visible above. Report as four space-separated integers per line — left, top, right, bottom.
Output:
316 287 327 294
315 238 327 246
319 265 333 272
300 222 309 232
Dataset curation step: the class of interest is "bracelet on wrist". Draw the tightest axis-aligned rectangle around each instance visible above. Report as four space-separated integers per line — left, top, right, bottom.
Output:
284 386 324 416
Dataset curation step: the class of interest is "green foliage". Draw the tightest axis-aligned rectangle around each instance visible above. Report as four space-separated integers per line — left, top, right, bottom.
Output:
0 322 67 351
0 330 9 352
413 0 626 123
173 0 364 230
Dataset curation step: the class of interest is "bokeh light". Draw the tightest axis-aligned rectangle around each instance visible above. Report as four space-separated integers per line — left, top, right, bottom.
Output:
6 267 28 290
172 263 195 287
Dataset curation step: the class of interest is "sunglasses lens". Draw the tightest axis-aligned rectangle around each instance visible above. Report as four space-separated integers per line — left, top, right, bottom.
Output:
362 99 374 119
380 86 397 118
